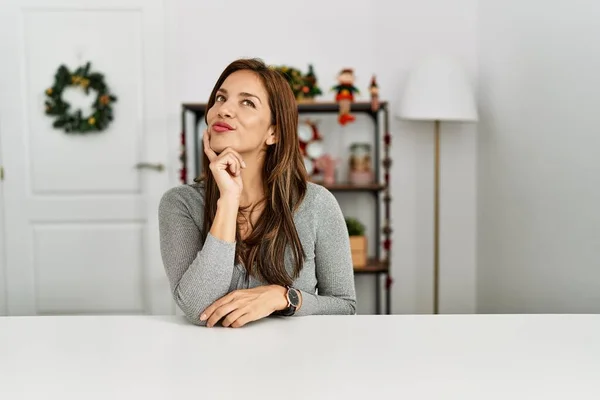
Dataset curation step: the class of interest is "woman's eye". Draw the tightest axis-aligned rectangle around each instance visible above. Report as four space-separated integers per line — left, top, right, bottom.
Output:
216 94 226 102
242 99 255 108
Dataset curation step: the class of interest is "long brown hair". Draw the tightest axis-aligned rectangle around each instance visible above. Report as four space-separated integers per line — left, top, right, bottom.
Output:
196 58 308 286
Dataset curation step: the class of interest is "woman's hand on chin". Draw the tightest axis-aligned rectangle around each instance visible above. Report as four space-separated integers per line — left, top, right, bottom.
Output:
203 130 245 199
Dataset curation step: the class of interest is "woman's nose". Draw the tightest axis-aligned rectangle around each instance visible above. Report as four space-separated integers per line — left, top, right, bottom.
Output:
217 102 234 119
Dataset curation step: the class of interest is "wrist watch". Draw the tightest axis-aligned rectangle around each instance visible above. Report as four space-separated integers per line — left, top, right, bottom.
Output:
278 286 300 316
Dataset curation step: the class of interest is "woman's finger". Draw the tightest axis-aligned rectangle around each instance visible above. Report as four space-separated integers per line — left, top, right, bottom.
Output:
209 153 239 176
201 291 237 323
230 312 255 328
221 306 250 327
219 148 247 170
206 300 243 328
203 131 218 161
222 154 241 176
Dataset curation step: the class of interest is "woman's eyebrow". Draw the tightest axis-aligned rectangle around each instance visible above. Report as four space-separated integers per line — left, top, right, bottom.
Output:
240 92 262 104
218 88 262 104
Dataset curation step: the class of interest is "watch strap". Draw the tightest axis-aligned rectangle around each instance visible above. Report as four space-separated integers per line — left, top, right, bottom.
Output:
276 286 298 316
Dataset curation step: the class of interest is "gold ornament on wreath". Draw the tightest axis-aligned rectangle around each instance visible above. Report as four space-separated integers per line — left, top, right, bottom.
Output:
44 61 117 133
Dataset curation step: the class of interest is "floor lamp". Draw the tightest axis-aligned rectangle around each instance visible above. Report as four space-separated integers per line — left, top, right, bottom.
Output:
396 55 478 314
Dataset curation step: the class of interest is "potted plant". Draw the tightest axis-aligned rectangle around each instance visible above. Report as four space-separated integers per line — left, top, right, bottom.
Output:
345 217 367 268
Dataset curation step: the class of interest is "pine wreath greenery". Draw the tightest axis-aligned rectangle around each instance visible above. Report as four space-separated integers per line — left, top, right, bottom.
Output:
44 62 117 133
271 65 305 98
271 64 323 101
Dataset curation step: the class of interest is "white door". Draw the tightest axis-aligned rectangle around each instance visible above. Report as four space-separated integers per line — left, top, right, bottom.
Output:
0 0 173 316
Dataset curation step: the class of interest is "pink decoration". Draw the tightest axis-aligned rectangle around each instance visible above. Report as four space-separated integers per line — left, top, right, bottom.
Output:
350 170 373 185
315 154 338 185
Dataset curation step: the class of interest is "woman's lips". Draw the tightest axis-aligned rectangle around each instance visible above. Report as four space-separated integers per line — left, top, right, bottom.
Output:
212 122 233 133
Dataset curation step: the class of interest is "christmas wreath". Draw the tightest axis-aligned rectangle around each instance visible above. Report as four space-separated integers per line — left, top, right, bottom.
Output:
44 62 117 133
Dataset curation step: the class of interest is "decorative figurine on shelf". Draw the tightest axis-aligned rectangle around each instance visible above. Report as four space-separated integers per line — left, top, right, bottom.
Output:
369 74 379 112
315 154 338 185
332 68 360 126
349 143 374 185
298 64 323 103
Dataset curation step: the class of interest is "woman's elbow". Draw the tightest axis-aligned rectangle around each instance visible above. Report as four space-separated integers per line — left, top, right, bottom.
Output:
177 300 207 326
172 287 206 326
334 295 356 315
345 298 357 315
182 312 207 326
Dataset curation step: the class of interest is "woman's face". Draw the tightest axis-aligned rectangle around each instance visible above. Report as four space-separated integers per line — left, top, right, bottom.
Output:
206 70 276 156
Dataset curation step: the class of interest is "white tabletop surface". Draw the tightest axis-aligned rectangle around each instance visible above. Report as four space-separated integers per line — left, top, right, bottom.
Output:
1 314 599 399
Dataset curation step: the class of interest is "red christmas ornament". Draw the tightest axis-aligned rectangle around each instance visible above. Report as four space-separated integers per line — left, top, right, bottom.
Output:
383 239 392 251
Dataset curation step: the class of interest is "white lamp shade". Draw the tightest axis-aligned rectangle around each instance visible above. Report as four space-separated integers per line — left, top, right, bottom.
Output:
397 55 478 122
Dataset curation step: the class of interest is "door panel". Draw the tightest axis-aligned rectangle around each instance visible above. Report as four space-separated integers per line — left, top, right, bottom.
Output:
25 9 144 194
0 0 173 315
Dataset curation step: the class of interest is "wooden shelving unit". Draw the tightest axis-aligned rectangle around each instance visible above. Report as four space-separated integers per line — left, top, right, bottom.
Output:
353 259 390 274
180 101 393 314
318 183 386 192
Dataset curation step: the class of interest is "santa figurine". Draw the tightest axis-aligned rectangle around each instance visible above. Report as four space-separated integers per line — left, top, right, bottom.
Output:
332 68 359 125
369 74 379 112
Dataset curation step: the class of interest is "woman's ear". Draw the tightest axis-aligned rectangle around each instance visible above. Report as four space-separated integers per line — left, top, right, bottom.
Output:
266 126 277 146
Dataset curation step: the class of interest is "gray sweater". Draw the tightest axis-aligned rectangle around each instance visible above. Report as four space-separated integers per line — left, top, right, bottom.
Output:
158 181 357 325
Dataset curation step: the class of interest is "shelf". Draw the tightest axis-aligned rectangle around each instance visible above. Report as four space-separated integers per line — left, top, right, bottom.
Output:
182 101 387 116
353 259 389 274
296 101 387 113
318 182 386 192
181 97 392 314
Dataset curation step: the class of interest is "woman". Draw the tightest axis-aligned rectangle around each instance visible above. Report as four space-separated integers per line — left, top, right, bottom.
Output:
159 58 356 328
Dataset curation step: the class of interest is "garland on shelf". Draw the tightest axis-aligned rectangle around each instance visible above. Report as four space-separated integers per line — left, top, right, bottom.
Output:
44 61 117 133
271 64 323 101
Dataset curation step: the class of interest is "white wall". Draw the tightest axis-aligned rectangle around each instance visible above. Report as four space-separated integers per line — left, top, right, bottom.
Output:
0 136 5 315
477 0 600 313
165 0 479 314
4 0 596 316
0 0 479 316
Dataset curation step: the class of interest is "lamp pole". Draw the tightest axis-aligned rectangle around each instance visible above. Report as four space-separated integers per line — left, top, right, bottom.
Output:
433 120 441 314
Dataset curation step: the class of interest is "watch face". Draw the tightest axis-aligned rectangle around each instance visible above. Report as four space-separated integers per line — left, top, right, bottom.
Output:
287 288 300 307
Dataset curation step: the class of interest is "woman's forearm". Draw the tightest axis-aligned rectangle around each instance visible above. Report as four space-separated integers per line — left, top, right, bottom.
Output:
210 196 240 243
159 189 238 326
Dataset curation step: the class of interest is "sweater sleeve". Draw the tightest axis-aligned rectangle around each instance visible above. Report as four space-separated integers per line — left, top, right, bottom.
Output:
295 188 357 316
158 187 236 325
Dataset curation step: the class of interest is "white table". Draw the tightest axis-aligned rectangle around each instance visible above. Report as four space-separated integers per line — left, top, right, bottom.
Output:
1 314 599 399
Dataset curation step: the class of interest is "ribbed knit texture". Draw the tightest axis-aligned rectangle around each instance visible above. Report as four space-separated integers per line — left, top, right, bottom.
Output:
158 181 357 326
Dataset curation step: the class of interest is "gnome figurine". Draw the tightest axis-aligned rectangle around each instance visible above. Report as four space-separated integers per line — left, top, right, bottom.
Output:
369 74 379 112
332 68 360 126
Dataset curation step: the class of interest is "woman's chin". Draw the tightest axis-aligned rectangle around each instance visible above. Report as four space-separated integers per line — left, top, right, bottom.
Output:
211 143 241 155
209 139 232 154
211 141 250 154
208 138 250 155
211 145 226 154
